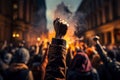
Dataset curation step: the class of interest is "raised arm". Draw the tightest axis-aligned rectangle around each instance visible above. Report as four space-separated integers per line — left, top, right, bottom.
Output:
45 18 68 80
93 36 110 64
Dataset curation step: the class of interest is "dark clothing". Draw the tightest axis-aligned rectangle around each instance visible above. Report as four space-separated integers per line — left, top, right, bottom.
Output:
95 43 120 80
0 58 9 72
2 63 34 80
45 38 66 80
107 50 116 60
67 52 99 80
66 48 73 68
67 68 99 80
0 74 3 80
97 64 111 80
70 52 92 72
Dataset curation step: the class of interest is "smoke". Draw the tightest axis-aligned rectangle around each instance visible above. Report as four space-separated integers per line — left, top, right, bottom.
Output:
73 12 87 38
29 1 87 46
52 2 88 46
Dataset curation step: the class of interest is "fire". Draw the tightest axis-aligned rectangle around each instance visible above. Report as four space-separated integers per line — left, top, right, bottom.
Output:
34 18 83 54
48 31 55 42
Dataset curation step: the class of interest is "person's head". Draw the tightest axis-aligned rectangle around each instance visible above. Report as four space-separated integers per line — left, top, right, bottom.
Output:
13 48 30 64
71 52 92 72
0 50 13 64
3 53 12 64
18 40 25 48
53 18 69 39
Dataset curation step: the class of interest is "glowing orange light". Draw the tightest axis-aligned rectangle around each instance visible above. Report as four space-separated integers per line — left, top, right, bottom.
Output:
16 34 19 37
12 33 16 37
37 37 41 42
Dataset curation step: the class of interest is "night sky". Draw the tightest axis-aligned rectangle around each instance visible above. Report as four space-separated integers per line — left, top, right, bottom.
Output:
46 0 82 31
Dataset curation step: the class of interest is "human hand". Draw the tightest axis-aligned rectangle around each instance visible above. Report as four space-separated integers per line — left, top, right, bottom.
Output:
53 18 69 39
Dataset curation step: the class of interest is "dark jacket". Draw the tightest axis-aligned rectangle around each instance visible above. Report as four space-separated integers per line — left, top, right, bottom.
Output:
67 52 99 80
3 63 33 80
67 68 99 80
95 43 120 80
0 74 3 80
45 38 67 80
2 48 34 80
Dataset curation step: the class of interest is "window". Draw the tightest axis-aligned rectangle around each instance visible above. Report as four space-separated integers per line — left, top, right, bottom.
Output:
105 5 110 22
98 0 102 7
112 0 118 19
99 10 103 25
91 15 94 28
18 0 24 19
23 0 27 21
12 2 18 20
107 32 111 44
114 29 120 43
94 14 97 27
0 0 2 13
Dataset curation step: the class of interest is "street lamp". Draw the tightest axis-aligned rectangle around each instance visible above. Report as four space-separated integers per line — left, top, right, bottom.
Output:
16 34 20 37
12 33 20 38
37 37 41 42
12 33 16 37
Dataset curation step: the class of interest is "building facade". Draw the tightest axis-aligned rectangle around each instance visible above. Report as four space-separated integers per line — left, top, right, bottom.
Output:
11 0 34 44
76 0 120 45
0 0 48 46
0 0 34 44
0 0 12 42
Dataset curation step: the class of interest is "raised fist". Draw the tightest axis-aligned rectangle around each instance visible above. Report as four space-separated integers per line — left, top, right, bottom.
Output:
93 36 100 44
93 36 100 41
53 18 69 39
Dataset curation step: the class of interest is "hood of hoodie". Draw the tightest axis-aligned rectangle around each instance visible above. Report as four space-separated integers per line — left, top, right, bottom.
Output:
13 48 30 64
71 52 92 73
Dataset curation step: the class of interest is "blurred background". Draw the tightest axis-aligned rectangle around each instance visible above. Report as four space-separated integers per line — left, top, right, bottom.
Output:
0 0 120 46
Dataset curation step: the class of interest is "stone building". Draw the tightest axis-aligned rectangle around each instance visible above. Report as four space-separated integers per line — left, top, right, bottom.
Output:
76 0 120 45
0 0 12 42
0 0 48 46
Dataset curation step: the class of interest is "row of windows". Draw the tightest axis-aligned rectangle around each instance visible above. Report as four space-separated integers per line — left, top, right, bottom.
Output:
0 0 12 17
87 0 120 29
0 0 33 23
12 0 32 23
80 0 104 15
96 31 111 45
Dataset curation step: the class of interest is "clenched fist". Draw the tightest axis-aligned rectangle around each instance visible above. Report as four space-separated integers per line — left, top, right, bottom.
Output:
53 18 69 39
93 36 100 45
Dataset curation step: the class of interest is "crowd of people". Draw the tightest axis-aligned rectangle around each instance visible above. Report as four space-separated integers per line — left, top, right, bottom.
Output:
0 18 120 80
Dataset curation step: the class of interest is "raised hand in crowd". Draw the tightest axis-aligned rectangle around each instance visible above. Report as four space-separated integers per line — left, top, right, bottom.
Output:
53 18 68 39
45 18 69 80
